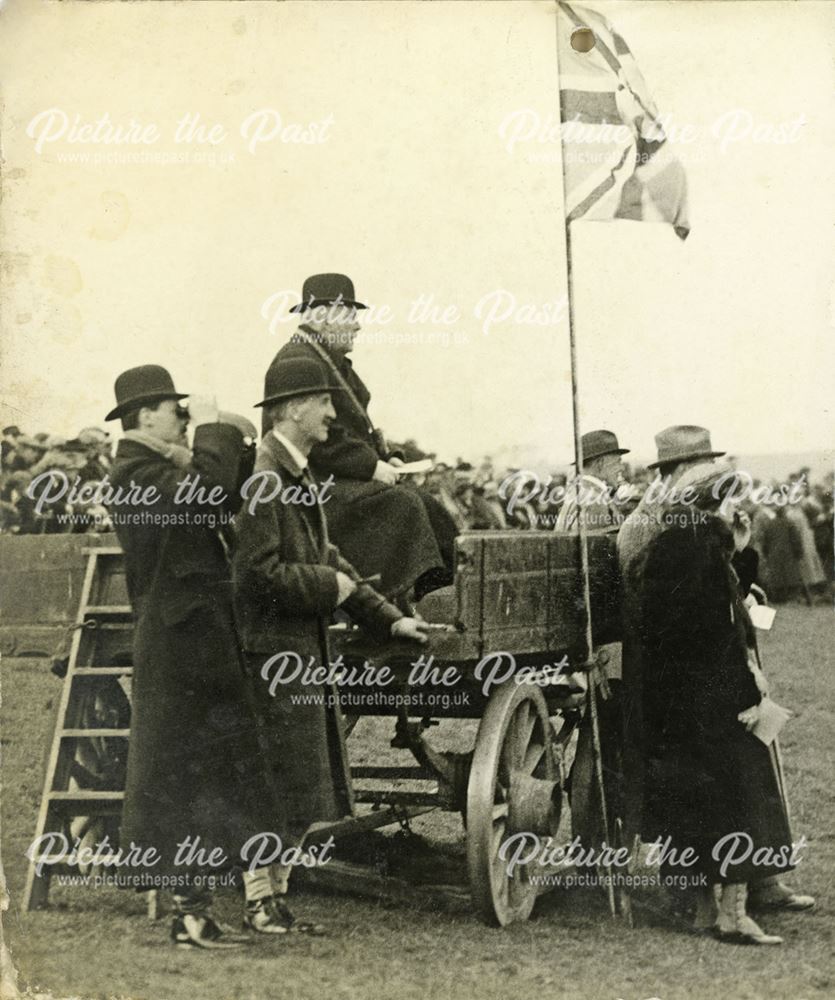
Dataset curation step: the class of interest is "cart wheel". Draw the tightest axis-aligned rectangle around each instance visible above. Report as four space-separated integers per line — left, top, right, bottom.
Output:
466 682 558 926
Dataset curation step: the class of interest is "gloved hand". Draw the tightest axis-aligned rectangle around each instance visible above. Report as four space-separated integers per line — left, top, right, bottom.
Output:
738 704 761 731
373 460 400 486
391 617 430 643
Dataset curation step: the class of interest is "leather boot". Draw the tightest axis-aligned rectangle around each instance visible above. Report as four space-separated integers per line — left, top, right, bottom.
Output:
714 882 783 945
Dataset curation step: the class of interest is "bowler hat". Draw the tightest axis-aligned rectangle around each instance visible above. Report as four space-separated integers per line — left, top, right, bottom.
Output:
647 425 725 469
289 273 368 313
255 357 343 408
105 365 188 421
575 429 630 465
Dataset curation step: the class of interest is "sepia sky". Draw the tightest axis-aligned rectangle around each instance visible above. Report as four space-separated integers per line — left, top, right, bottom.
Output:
1 0 832 469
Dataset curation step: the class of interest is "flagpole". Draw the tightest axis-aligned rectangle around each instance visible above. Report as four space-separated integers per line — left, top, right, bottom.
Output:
555 3 617 918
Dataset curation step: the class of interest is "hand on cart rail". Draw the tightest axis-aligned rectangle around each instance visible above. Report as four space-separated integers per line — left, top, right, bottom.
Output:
390 617 430 643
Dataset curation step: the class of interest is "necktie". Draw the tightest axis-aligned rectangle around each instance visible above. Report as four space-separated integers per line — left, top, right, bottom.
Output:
299 468 329 550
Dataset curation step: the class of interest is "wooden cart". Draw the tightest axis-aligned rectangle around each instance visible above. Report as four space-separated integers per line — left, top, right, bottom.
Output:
320 528 621 926
24 530 620 926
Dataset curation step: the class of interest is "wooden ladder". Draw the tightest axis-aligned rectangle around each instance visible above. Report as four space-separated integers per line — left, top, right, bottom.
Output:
23 546 136 911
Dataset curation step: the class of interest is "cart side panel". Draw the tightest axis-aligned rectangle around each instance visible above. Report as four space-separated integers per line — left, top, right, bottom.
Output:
479 532 551 653
454 531 621 659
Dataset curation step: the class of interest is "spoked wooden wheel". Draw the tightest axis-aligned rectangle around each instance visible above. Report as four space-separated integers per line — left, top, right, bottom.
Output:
466 682 559 926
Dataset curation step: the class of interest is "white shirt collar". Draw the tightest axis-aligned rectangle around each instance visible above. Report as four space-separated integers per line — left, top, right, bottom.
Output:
272 429 309 473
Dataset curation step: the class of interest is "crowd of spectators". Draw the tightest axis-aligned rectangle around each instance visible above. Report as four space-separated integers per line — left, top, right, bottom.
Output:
410 449 833 603
748 469 834 604
2 425 832 604
409 449 645 533
1 424 113 534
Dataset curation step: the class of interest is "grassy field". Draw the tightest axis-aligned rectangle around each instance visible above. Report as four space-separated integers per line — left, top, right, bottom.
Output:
1 605 833 1000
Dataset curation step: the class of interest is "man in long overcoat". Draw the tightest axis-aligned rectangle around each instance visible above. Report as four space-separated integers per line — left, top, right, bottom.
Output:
107 364 289 948
234 356 429 922
262 273 456 603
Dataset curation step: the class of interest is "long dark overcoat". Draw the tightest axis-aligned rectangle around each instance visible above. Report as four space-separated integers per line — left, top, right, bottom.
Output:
233 433 401 840
617 501 667 843
638 507 793 884
263 330 455 598
109 425 276 876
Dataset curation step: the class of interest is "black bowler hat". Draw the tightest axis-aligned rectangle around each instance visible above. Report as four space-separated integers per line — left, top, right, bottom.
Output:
255 357 343 408
574 429 630 465
105 365 188 421
289 273 368 313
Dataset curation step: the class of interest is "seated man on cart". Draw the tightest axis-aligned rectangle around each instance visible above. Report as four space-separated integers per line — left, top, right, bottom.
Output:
262 273 457 607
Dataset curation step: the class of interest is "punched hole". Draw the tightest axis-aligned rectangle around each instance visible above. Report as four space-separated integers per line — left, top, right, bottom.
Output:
570 27 596 53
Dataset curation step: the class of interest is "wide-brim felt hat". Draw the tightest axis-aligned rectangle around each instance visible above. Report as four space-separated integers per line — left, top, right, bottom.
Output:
648 424 726 469
289 273 368 313
574 429 630 465
106 365 188 421
255 357 344 408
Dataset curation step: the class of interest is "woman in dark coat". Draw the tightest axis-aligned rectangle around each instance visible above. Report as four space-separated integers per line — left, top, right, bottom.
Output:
638 466 795 945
